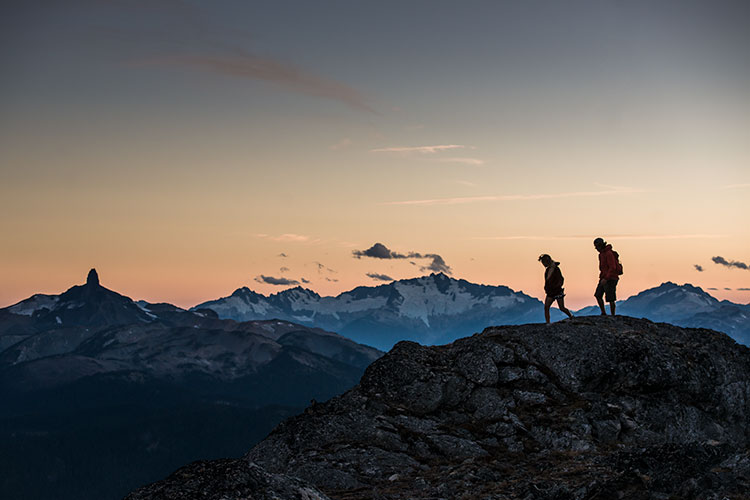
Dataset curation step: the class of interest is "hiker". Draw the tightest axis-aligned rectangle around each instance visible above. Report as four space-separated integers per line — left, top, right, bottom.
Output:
538 254 573 324
593 237 621 315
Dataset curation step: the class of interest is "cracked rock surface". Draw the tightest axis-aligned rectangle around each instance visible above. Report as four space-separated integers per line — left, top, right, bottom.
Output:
128 317 750 499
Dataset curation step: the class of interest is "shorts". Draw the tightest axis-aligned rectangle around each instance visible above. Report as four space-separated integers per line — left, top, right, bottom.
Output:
546 288 565 301
595 279 618 302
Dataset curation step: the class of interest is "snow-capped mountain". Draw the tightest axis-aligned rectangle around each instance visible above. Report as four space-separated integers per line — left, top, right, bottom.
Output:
193 273 543 350
577 282 750 345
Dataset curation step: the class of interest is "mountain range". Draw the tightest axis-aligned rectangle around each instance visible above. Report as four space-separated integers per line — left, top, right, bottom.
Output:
0 269 381 500
195 273 750 348
576 281 750 345
194 273 544 350
2 269 749 499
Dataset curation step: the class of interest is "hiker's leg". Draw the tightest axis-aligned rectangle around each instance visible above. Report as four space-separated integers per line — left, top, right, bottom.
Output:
556 297 573 318
544 296 554 323
605 280 617 316
594 283 606 315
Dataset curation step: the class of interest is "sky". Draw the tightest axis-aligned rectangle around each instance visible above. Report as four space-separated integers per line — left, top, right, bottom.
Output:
1 0 749 309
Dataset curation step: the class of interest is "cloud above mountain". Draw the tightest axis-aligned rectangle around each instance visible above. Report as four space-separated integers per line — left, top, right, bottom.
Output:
353 243 452 274
255 275 300 286
366 272 393 282
712 256 749 270
353 243 405 259
694 265 704 272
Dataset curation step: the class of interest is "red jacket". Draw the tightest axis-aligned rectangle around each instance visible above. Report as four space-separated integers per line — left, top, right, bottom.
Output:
598 244 619 280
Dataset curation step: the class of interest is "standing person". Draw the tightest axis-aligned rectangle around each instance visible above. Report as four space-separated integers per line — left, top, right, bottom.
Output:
593 237 621 315
538 254 573 324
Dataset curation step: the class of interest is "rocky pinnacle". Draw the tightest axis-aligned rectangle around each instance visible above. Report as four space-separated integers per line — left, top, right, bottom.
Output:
86 268 99 286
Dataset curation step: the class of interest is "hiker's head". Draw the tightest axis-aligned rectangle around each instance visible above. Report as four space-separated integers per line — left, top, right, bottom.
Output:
538 254 552 267
593 238 606 251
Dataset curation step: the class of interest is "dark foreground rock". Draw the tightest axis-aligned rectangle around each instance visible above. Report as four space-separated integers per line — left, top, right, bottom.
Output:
127 317 750 499
123 459 332 500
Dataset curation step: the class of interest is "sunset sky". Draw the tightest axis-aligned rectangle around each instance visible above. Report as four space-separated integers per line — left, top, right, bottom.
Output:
2 0 749 310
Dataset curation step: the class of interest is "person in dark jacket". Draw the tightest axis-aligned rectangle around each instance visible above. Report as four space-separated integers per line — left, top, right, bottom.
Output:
593 237 619 315
538 254 573 324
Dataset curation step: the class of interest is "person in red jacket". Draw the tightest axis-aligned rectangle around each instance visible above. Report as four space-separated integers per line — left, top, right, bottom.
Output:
538 254 573 324
594 237 619 315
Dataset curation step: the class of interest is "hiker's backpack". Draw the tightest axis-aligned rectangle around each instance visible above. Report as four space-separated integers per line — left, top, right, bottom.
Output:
613 250 624 275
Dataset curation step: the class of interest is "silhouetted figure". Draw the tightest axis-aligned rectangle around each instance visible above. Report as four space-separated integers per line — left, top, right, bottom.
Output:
538 254 573 324
593 238 622 315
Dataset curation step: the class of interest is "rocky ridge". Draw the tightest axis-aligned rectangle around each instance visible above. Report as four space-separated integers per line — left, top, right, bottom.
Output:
126 316 750 499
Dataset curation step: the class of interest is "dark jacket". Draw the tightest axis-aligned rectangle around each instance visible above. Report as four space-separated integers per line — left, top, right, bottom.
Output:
544 263 564 297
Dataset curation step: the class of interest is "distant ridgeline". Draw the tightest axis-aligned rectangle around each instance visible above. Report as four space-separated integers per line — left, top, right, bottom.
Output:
0 270 382 500
194 274 750 349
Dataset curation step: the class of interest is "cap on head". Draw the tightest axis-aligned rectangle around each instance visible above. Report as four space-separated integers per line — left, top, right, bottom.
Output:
538 254 552 266
593 237 605 249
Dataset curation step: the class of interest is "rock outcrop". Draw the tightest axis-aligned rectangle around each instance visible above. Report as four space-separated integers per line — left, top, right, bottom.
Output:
86 268 100 287
124 460 332 500
127 316 750 499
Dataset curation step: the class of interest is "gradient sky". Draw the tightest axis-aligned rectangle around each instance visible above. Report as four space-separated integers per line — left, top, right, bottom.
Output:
2 0 749 309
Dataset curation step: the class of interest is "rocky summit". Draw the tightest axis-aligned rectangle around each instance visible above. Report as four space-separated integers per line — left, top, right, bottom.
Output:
126 316 750 500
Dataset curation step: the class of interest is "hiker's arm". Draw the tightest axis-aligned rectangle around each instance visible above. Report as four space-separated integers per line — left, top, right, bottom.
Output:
605 252 618 279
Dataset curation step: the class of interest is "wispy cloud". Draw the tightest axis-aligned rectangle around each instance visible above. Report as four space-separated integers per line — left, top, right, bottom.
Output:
367 272 393 282
104 0 374 113
712 256 749 270
694 264 704 272
257 233 311 243
434 157 485 166
738 288 750 291
721 183 750 189
475 234 726 241
278 253 288 258
370 145 466 154
353 242 452 274
255 275 300 286
313 262 336 274
329 138 352 150
138 51 374 112
279 266 290 273
384 186 644 206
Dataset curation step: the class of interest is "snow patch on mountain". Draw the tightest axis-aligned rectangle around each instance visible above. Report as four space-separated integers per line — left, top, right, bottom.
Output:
136 302 159 320
209 294 273 317
8 294 59 316
320 296 388 314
